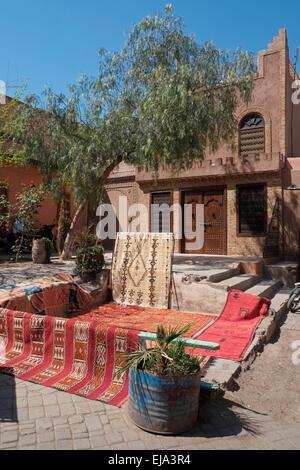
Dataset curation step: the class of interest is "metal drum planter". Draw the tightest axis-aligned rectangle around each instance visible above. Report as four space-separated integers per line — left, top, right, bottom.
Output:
127 368 201 435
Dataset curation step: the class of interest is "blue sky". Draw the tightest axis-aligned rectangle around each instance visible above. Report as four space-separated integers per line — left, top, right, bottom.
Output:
1 0 299 98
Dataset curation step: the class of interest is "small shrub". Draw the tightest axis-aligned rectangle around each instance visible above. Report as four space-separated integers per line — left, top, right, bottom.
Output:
0 182 46 262
73 227 105 279
40 237 54 263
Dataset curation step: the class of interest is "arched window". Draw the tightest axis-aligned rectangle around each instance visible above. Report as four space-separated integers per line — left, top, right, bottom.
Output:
239 113 265 158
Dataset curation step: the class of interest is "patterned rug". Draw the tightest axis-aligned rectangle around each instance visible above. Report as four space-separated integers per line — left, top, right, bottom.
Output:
0 273 91 317
70 303 215 338
111 232 174 309
193 290 271 361
0 309 139 407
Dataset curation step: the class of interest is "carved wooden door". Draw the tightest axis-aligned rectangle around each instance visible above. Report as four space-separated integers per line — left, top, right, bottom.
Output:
183 190 225 254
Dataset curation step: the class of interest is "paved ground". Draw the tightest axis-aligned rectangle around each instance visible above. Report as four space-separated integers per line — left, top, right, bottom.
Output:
0 259 77 286
0 260 299 450
0 252 262 285
0 310 299 450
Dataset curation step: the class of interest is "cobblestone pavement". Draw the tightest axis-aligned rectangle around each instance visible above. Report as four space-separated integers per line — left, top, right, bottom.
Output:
0 260 299 450
0 375 299 451
0 259 77 286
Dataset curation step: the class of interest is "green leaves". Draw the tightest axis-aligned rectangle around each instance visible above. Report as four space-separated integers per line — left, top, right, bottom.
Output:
119 323 202 377
74 245 105 279
40 237 54 263
155 324 192 351
2 5 255 259
73 226 105 279
6 5 255 190
0 98 25 165
0 182 46 262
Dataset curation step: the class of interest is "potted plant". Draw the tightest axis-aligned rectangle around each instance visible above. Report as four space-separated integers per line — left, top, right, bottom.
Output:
32 236 54 264
120 324 205 435
73 227 105 281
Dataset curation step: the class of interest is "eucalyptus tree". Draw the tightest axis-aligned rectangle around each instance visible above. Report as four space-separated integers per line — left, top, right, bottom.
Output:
7 4 256 259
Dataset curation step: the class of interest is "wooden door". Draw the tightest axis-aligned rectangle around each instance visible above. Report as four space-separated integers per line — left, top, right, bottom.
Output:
183 192 203 253
183 190 225 254
202 191 225 254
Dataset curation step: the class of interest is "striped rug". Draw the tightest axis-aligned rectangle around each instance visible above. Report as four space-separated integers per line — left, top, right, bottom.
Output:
0 308 138 407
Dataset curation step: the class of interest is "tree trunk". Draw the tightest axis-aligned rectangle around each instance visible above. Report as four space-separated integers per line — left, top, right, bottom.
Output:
60 156 123 261
56 192 71 256
15 231 24 263
60 203 85 260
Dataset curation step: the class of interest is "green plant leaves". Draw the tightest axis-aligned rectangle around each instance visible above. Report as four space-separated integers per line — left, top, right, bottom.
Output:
119 323 201 377
73 227 105 279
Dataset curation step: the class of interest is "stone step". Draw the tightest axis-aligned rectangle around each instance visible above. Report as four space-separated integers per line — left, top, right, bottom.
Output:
269 287 290 314
201 287 290 390
207 267 240 282
264 262 297 288
201 358 241 389
261 287 290 344
215 274 260 291
172 266 240 282
244 279 283 299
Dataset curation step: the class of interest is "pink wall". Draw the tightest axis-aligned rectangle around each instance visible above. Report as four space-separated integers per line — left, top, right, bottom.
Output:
207 49 282 160
0 164 87 232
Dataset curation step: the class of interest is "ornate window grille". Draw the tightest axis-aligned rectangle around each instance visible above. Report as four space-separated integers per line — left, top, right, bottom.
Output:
239 113 265 158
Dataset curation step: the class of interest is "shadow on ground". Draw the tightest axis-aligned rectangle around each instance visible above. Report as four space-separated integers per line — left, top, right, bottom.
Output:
0 372 18 423
182 396 267 439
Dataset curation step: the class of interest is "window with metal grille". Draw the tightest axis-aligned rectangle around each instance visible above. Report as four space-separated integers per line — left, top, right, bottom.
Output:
239 113 265 158
151 192 171 233
238 185 266 235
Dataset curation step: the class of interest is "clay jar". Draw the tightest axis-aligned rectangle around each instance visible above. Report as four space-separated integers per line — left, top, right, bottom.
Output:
32 239 47 264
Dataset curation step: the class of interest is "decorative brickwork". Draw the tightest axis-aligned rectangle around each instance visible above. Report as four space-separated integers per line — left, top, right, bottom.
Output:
102 29 299 260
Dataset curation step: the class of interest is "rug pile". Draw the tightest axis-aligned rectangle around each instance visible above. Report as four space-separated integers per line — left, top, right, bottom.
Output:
0 309 138 407
72 302 215 338
0 232 271 405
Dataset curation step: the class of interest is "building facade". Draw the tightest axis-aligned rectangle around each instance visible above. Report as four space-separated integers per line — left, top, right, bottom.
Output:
1 29 300 260
104 29 300 260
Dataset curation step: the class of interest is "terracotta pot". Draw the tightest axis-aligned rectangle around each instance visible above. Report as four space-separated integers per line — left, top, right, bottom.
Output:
32 239 47 264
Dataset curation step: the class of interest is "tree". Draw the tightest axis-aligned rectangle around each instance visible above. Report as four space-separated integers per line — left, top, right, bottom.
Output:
6 4 256 259
0 181 46 262
0 84 28 163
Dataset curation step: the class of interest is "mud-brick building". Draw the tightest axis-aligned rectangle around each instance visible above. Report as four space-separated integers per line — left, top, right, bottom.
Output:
1 29 300 261
104 29 300 260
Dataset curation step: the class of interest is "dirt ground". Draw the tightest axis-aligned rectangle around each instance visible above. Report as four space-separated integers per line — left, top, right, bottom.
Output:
224 326 300 425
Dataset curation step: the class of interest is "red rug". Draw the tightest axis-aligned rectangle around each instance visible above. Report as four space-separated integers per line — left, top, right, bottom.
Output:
0 309 139 407
70 303 215 338
193 290 271 361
